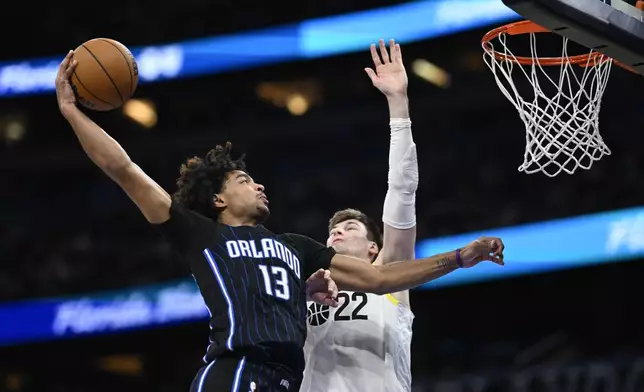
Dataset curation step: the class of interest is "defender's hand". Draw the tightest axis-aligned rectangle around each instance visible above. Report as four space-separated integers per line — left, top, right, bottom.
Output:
364 39 408 98
306 269 339 307
55 50 78 116
460 237 505 267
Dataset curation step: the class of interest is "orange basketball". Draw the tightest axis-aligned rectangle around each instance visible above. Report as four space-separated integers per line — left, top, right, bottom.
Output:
70 38 139 111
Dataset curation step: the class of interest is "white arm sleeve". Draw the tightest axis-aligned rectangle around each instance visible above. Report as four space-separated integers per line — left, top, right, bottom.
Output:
382 118 418 229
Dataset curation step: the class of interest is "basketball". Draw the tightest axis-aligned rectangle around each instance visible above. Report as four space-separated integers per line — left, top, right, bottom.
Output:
70 38 139 111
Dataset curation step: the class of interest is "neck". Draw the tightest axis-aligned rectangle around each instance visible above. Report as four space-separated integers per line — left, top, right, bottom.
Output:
218 211 257 227
340 251 373 264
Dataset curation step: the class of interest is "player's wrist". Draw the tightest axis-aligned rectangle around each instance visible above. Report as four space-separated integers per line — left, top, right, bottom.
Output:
59 103 80 120
386 94 409 118
455 249 463 268
385 91 408 101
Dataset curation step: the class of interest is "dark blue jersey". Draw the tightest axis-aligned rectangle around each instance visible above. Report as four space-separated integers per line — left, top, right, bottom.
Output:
155 201 335 374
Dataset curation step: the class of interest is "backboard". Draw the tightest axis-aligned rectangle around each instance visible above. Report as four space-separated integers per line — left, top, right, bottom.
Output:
501 0 644 75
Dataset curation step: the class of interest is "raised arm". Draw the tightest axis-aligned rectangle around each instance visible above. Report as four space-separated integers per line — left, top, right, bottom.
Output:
366 40 418 304
56 51 171 224
367 40 417 265
328 236 505 294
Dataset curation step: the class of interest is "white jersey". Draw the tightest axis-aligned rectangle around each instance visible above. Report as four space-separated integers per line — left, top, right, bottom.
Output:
301 291 414 392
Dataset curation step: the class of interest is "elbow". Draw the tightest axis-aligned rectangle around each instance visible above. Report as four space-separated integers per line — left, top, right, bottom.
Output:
93 145 133 178
104 159 134 182
378 246 415 266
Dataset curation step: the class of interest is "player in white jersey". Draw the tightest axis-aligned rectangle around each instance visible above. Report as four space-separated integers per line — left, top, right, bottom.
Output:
301 39 418 392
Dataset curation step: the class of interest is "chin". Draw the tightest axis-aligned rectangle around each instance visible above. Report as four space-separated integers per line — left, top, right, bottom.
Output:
332 244 350 255
255 205 270 223
334 245 369 261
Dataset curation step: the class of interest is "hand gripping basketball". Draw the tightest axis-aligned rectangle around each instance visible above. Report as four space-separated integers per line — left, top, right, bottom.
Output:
306 269 339 307
55 50 79 117
459 237 505 268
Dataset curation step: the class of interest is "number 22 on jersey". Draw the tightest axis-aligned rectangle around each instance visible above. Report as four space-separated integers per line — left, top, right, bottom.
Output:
334 292 368 321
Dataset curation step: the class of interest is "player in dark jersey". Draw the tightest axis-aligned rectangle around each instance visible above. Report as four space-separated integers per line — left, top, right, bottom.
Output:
55 51 505 392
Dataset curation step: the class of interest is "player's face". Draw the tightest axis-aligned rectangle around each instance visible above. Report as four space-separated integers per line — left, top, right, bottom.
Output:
219 170 270 222
327 219 378 261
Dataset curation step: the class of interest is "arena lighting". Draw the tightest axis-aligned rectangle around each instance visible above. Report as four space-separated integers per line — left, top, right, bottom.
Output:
123 98 157 128
0 205 642 346
411 58 451 88
0 0 519 97
0 115 27 145
5 374 22 390
255 80 320 114
4 121 26 142
98 355 143 375
286 93 309 116
256 82 292 108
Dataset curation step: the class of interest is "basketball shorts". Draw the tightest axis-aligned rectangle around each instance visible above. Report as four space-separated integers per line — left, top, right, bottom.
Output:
189 356 301 392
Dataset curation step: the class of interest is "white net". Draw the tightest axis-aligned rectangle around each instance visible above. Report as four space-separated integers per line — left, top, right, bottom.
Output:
482 29 613 177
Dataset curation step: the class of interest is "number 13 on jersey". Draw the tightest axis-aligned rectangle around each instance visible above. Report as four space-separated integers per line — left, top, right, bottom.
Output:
258 264 290 300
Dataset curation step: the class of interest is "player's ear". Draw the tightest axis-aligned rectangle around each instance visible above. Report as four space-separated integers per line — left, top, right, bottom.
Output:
368 241 379 258
213 193 227 209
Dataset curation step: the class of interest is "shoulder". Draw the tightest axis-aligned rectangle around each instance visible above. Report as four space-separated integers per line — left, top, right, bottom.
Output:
168 199 214 224
153 199 220 246
278 232 314 243
278 233 335 264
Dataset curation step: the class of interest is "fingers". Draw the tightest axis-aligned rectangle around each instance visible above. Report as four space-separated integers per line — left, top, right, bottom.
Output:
471 236 505 262
57 50 78 82
65 59 78 79
387 39 401 63
394 43 402 63
490 253 504 266
379 39 390 63
484 237 505 265
330 281 338 299
323 270 338 298
306 268 325 283
57 50 73 79
320 269 338 303
373 39 400 64
364 67 377 82
370 43 382 67
464 236 505 267
367 39 401 79
490 238 505 257
324 297 339 307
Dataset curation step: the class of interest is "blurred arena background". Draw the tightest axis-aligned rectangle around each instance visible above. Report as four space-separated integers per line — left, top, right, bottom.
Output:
1 0 644 391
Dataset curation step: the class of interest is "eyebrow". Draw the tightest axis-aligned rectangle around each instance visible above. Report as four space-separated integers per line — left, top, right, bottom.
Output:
236 173 252 182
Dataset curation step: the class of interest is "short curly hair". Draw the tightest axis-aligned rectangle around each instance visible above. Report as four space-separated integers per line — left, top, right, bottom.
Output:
172 142 247 220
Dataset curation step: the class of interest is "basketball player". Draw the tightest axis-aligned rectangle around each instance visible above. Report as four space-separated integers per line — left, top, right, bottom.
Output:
55 50 505 392
302 39 416 392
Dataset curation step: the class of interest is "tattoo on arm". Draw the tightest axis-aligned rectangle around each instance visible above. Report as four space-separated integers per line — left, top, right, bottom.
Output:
437 257 451 269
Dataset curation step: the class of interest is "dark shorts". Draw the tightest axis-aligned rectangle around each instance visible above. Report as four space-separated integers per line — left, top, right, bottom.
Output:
189 356 301 392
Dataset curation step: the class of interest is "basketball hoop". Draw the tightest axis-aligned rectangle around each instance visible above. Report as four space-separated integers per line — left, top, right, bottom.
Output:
481 20 634 177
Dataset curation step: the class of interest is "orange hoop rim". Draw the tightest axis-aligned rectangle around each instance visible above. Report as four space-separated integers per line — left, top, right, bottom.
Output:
481 19 633 70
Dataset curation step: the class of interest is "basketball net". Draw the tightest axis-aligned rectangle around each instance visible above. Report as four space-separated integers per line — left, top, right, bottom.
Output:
482 21 613 177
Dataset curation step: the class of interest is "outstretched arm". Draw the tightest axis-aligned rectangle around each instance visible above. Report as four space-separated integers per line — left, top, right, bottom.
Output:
366 39 418 306
329 237 505 294
56 50 171 224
